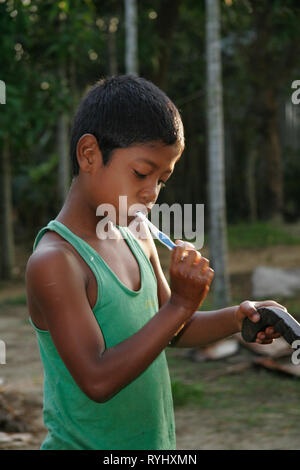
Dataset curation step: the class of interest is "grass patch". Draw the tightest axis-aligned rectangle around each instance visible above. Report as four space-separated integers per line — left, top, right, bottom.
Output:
227 222 300 249
276 298 300 318
156 221 300 251
171 379 205 408
0 294 27 306
167 348 300 435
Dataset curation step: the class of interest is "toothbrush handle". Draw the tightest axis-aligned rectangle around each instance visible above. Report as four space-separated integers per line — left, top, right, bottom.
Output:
135 212 176 250
158 232 176 250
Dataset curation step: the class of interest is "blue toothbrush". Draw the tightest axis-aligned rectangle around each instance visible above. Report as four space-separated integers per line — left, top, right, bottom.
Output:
135 211 176 251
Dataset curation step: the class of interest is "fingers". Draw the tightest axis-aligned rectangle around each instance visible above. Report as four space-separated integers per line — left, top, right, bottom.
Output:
240 300 261 323
175 240 195 249
171 243 214 285
251 300 287 343
170 242 214 312
172 241 200 265
256 337 273 345
174 246 212 279
184 249 202 267
240 300 288 325
254 300 288 312
172 244 189 263
256 327 281 344
264 326 281 338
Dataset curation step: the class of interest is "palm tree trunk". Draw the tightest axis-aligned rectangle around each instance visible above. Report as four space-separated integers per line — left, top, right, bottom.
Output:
124 0 138 75
57 65 70 204
205 0 230 308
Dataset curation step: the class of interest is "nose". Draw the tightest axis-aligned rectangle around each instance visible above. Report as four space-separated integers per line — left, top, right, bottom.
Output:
139 183 159 207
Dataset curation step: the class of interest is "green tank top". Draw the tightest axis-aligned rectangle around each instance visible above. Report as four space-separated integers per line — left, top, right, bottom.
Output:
30 220 175 450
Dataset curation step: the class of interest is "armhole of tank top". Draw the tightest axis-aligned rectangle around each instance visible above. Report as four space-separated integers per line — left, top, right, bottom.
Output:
29 316 50 334
33 226 49 251
32 223 103 313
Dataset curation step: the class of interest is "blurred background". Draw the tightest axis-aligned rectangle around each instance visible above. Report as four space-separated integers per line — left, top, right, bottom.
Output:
0 0 300 450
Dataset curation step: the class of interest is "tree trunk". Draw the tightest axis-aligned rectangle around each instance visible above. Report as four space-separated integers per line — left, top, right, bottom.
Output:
124 0 138 75
0 134 15 279
205 0 230 308
56 64 70 205
262 88 283 221
245 0 285 221
151 0 181 90
184 102 201 206
57 112 70 204
246 147 258 222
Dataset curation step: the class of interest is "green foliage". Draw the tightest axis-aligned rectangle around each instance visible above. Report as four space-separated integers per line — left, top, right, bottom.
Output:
283 149 300 221
28 154 58 183
171 379 205 408
1 0 300 242
227 222 300 249
13 154 59 240
0 294 27 306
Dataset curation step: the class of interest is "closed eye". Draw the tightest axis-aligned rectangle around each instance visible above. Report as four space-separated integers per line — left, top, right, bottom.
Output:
133 170 167 188
134 170 147 179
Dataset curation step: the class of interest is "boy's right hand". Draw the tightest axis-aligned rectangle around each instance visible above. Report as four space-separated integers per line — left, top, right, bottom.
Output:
169 240 214 313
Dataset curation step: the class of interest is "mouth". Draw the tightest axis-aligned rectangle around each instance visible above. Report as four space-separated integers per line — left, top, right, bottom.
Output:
135 204 153 215
146 202 155 211
134 205 153 219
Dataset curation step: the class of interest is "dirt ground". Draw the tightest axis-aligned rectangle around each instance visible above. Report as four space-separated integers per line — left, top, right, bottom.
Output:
0 243 300 450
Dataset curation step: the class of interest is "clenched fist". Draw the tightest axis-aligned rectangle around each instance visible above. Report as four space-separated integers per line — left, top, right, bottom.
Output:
169 240 214 314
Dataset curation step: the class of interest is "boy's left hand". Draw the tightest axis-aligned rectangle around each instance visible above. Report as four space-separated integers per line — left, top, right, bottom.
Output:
235 300 287 344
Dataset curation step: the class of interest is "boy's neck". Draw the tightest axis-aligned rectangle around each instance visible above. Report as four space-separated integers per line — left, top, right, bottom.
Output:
56 178 100 239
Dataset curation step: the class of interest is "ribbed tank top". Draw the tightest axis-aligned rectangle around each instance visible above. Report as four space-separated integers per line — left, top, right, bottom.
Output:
30 220 175 450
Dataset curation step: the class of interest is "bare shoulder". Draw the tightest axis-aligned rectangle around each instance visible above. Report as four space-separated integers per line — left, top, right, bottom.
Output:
27 239 80 281
26 235 87 306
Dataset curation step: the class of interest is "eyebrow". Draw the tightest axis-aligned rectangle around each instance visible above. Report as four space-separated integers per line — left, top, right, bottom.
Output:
135 158 173 175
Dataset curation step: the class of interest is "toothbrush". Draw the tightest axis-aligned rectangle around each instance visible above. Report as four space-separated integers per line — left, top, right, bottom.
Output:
135 211 176 250
135 210 187 339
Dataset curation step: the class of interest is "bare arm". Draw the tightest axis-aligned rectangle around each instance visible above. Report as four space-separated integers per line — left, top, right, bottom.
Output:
168 307 238 348
148 236 285 348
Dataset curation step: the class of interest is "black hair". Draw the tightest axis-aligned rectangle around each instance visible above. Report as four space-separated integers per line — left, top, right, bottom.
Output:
70 74 184 175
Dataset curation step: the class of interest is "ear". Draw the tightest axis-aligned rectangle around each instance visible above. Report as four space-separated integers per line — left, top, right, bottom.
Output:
76 134 102 173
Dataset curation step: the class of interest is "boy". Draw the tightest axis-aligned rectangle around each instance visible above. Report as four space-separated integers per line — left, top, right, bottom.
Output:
26 75 284 450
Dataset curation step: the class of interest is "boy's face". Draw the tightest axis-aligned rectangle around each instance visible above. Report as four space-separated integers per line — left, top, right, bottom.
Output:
83 139 183 226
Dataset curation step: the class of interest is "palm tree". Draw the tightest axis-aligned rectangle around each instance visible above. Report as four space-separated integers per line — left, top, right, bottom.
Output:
124 0 138 75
